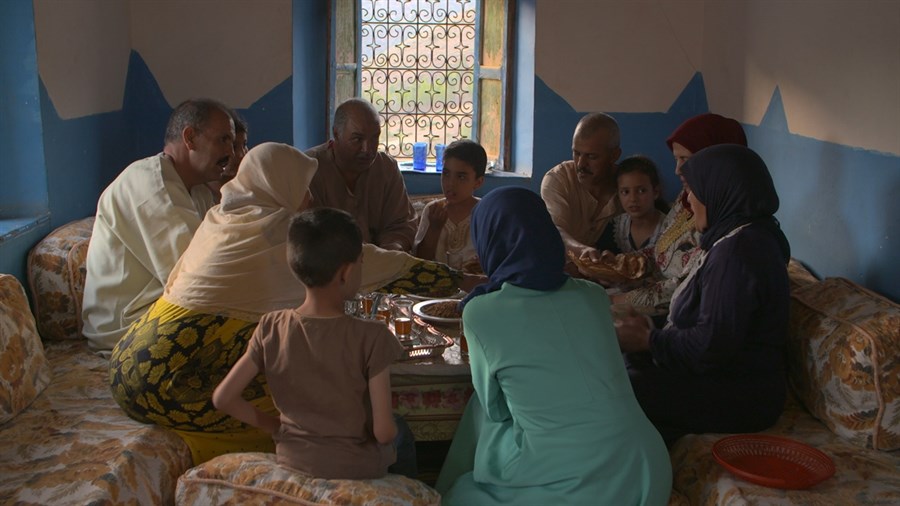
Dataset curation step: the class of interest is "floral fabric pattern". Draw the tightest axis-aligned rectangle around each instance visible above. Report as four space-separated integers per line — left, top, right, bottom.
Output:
0 274 52 424
392 382 475 441
0 340 192 504
788 277 900 450
175 452 441 505
26 217 94 341
670 395 900 505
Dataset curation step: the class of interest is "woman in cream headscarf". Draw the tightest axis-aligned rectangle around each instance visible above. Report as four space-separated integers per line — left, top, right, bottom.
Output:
109 142 470 464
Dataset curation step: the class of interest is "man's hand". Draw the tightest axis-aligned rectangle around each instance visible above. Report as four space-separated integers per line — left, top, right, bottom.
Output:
577 246 604 264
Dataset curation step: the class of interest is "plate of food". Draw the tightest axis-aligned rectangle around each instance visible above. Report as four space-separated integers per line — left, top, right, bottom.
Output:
568 250 649 285
405 288 466 303
413 299 463 325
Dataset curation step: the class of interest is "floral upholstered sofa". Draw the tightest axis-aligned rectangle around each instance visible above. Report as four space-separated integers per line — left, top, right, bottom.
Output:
5 216 899 505
0 217 440 505
667 262 900 504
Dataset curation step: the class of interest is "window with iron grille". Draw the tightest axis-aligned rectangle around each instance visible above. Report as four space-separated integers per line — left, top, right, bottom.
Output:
330 0 514 171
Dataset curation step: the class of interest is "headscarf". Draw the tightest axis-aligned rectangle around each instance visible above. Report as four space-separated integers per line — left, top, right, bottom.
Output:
460 187 568 308
666 113 748 211
681 144 790 259
666 113 748 153
164 142 318 320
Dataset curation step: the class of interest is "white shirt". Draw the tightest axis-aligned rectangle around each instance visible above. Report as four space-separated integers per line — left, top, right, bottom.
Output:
81 154 214 351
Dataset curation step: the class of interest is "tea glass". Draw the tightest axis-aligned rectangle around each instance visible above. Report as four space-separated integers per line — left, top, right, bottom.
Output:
393 297 415 341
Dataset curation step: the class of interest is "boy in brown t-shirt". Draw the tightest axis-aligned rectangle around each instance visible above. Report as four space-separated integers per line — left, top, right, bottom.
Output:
213 208 414 479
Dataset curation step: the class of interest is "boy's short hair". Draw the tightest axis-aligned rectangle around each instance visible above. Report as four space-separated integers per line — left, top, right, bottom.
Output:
287 208 363 288
443 139 487 178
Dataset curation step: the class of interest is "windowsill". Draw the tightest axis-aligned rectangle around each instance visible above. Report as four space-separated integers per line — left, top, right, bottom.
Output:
0 213 51 244
399 163 530 179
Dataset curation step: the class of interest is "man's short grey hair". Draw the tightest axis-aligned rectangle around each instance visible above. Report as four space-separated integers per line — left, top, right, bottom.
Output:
333 98 380 133
574 112 620 149
164 98 231 144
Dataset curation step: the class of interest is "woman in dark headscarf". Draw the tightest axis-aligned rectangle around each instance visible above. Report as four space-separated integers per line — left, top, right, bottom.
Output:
613 113 748 312
616 144 791 445
436 187 671 506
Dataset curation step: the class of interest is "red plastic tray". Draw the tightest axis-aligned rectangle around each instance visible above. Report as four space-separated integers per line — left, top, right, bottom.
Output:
712 434 835 489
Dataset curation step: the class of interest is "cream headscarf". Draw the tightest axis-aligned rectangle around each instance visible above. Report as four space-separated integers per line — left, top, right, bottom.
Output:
163 142 318 321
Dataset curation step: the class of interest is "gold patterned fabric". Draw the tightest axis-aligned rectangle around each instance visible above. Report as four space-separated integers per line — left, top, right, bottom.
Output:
0 340 192 504
175 452 441 505
110 298 277 464
110 298 266 432
670 394 900 504
378 260 459 297
0 274 52 424
26 216 94 341
788 277 900 450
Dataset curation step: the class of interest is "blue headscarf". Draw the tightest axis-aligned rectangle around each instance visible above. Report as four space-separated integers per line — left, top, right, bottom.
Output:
682 144 790 260
459 187 569 309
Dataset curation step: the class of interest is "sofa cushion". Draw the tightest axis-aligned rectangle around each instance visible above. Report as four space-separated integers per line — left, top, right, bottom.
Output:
669 395 900 504
0 340 192 504
176 452 440 505
788 277 900 450
27 216 94 341
0 274 52 424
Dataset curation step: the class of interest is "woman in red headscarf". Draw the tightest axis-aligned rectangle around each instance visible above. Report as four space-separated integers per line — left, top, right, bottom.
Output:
613 113 747 312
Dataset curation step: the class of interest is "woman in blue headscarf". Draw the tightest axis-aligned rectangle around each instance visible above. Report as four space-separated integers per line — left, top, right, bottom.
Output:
435 187 671 506
616 144 791 445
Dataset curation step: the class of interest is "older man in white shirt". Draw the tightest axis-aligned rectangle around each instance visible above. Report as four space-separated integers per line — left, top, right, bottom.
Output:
82 98 236 351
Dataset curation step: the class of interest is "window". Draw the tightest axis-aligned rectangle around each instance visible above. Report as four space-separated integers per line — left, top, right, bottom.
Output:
329 0 515 171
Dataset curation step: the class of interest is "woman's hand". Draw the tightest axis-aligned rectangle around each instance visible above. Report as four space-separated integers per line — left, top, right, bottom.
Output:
614 309 653 353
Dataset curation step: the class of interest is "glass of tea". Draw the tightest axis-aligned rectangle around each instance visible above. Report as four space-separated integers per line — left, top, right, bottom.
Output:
393 297 415 341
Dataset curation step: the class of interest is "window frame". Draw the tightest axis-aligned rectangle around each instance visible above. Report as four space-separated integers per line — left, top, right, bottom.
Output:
327 0 516 172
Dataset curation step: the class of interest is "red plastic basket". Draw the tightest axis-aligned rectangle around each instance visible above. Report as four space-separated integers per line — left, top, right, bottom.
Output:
712 434 836 489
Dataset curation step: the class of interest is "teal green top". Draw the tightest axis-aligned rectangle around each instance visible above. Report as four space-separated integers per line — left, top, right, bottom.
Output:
436 278 672 505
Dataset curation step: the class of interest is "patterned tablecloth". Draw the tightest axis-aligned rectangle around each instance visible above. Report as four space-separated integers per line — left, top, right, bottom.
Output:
390 322 473 442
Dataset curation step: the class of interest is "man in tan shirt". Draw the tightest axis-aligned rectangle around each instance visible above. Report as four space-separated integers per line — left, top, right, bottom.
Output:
540 112 623 263
306 99 417 251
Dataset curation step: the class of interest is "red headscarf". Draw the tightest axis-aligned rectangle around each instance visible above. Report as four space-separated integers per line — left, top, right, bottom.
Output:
667 113 748 209
666 113 747 153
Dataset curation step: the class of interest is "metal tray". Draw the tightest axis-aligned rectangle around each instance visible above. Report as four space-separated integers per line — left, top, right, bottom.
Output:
393 316 454 361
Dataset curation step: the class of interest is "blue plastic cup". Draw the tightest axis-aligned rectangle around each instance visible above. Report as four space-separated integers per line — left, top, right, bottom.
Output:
435 143 446 172
413 142 427 170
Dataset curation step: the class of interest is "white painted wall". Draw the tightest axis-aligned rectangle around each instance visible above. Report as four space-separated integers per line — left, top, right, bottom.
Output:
535 0 900 156
34 0 293 117
33 0 131 119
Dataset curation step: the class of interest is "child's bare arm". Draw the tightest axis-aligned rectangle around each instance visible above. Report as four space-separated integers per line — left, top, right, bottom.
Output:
212 353 280 435
414 202 447 261
368 367 398 444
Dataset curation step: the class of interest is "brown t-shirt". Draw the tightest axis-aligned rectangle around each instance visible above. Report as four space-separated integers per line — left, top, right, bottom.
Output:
247 310 405 479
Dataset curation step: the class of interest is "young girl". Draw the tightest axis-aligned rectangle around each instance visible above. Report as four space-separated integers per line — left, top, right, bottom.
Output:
608 155 668 253
212 208 411 479
414 139 486 271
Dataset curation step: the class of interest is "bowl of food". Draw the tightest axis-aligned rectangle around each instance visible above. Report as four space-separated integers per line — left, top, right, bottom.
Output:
413 299 463 325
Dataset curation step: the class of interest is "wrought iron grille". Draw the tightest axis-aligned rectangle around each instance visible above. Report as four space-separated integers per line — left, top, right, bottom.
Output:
360 0 477 161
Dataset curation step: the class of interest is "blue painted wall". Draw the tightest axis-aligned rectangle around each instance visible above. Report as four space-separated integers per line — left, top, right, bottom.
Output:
2 2 897 304
0 0 51 287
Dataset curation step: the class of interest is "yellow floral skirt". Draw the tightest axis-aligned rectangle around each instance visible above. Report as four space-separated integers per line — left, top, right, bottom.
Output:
109 298 275 464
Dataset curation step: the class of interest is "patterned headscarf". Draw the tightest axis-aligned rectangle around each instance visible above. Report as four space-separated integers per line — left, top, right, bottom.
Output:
460 187 568 308
681 144 790 259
